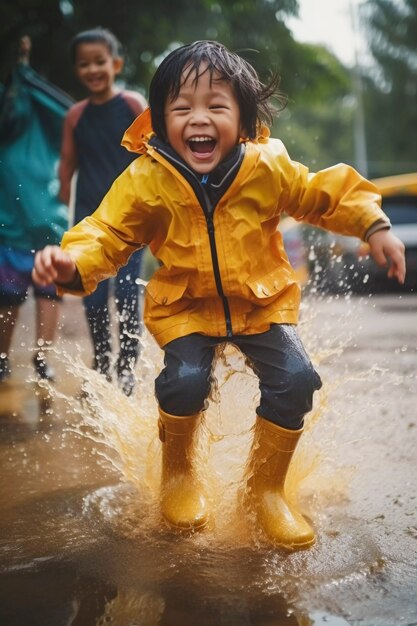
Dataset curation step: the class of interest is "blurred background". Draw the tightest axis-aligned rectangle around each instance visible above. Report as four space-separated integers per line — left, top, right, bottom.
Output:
2 0 417 297
1 0 416 177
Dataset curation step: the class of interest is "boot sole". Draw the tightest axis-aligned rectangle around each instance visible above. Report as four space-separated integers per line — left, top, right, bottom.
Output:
272 535 316 552
162 515 209 532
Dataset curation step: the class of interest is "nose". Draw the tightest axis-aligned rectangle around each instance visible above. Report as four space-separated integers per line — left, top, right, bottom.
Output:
190 107 210 125
86 62 100 73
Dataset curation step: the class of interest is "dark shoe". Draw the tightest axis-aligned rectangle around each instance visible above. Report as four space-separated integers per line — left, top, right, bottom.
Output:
116 352 137 397
33 352 55 381
0 356 11 382
92 354 112 383
93 358 112 383
118 368 136 397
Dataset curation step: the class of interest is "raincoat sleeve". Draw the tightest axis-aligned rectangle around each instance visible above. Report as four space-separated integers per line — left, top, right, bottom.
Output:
58 162 151 296
275 142 388 240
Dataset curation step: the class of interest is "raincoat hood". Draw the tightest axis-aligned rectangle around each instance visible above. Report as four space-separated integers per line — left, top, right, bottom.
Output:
0 63 72 251
121 107 154 155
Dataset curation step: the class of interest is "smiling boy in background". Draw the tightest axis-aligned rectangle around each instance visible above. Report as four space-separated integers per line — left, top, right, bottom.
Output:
59 28 147 395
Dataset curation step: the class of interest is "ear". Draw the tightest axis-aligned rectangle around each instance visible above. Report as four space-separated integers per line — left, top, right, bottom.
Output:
239 122 248 140
113 56 124 75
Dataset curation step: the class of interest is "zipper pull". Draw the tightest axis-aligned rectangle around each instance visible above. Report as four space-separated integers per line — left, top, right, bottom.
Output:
201 174 209 185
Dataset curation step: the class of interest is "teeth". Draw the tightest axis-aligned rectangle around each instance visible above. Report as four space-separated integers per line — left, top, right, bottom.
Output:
189 136 214 142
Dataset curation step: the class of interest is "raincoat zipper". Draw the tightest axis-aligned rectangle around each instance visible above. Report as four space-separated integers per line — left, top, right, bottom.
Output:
155 147 234 337
200 185 233 337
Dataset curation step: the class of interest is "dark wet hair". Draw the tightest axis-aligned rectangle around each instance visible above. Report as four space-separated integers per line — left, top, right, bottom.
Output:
149 40 286 141
70 28 122 63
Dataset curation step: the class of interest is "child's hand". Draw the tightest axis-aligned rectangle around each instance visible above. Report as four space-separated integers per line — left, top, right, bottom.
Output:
32 245 77 287
367 229 406 284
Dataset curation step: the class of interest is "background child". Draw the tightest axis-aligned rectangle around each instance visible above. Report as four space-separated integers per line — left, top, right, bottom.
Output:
33 41 405 550
59 28 147 395
0 36 72 383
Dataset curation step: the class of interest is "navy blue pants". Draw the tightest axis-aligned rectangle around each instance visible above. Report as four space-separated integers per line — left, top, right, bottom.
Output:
155 324 322 430
83 249 143 374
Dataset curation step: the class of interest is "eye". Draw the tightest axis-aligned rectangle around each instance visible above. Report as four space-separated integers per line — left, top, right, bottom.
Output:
172 106 190 113
209 104 228 110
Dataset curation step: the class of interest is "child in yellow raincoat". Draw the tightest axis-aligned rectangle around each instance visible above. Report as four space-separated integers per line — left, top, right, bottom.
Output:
32 41 405 551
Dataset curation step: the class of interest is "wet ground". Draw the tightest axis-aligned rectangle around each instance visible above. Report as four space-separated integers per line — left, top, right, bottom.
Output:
0 292 416 626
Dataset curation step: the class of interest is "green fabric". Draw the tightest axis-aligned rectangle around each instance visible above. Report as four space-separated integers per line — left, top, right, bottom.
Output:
0 63 73 251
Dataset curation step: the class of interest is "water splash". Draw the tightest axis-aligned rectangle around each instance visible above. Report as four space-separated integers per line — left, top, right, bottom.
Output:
96 589 165 626
4 292 416 624
46 301 357 554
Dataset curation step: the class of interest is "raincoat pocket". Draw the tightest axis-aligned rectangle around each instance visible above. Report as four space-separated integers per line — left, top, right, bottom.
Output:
246 266 291 306
144 275 191 343
145 275 190 318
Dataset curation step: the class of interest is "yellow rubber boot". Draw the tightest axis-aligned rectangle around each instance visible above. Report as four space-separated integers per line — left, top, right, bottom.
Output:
245 416 315 551
158 407 208 530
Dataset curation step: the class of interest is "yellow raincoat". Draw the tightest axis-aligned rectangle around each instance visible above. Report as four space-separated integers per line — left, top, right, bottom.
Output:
59 109 388 347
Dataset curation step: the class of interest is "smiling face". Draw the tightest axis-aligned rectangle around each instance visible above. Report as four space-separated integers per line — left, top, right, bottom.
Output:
74 42 123 102
164 65 242 174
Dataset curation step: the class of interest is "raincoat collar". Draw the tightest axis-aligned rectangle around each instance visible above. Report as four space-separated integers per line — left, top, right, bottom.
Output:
121 107 154 154
149 135 245 212
149 135 243 186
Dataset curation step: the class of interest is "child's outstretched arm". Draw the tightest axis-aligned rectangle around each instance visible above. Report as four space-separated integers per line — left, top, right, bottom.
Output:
32 245 80 288
367 230 406 284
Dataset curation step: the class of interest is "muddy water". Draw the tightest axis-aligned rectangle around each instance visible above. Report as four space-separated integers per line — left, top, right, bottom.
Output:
0 293 416 626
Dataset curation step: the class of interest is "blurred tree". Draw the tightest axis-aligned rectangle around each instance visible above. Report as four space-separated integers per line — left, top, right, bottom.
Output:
0 0 72 84
65 0 304 98
276 43 354 169
0 0 354 167
1 0 298 93
362 0 417 177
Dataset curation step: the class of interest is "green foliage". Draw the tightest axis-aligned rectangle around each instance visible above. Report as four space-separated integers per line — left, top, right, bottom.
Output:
277 96 355 171
0 0 355 169
1 1 298 93
0 0 71 84
274 44 354 170
362 0 417 176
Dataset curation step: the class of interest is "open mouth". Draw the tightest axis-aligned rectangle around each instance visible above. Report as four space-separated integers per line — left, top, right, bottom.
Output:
188 136 216 155
88 77 103 86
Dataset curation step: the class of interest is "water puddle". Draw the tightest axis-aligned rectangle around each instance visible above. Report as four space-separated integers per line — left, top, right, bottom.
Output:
0 294 416 625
